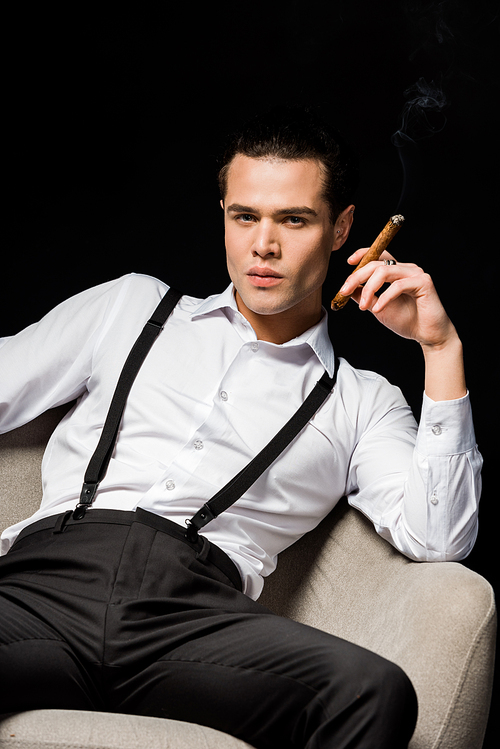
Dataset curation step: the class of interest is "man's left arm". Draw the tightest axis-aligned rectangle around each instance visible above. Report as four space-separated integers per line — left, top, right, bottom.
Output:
339 248 481 561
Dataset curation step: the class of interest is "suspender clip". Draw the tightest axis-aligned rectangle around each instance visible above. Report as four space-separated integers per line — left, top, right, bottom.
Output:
186 503 216 543
73 504 88 520
73 482 98 520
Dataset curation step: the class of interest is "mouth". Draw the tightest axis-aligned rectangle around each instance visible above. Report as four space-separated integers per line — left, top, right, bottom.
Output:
247 267 284 287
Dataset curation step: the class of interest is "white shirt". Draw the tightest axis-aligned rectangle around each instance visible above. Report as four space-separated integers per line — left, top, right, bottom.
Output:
0 273 482 599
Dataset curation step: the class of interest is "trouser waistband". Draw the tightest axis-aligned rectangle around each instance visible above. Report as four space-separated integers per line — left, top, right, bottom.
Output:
11 507 242 591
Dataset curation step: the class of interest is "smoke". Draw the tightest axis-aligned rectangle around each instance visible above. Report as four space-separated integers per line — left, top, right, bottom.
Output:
390 0 479 212
392 77 448 146
391 77 449 212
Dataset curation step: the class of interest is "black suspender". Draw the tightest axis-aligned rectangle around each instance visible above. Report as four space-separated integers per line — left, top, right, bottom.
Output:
74 289 338 540
74 287 183 520
185 369 336 542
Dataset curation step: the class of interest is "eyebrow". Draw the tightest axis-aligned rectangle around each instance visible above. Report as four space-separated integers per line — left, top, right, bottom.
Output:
226 203 318 217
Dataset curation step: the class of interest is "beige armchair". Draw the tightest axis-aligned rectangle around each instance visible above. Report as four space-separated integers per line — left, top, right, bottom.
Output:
0 406 496 749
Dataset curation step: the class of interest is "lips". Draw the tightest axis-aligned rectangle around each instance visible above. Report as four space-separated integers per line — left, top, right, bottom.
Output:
247 268 284 288
247 266 283 279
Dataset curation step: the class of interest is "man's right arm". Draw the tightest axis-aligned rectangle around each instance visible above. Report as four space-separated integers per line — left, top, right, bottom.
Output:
0 275 133 432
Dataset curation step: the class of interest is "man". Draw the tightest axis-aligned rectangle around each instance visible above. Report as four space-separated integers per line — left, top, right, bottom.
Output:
0 107 481 748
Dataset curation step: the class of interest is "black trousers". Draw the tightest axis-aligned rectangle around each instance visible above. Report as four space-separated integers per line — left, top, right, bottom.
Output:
0 508 417 748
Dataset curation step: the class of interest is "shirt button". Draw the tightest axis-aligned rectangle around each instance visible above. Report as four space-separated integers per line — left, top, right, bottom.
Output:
431 425 442 435
431 496 439 505
166 480 176 491
220 390 228 401
193 439 204 450
251 342 259 352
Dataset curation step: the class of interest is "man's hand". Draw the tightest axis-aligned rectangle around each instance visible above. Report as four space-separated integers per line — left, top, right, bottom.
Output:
338 248 467 401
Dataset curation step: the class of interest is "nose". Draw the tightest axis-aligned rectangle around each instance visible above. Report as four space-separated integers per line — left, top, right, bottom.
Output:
252 219 281 258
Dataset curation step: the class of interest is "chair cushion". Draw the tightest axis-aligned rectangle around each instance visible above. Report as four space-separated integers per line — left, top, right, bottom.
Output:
0 710 254 749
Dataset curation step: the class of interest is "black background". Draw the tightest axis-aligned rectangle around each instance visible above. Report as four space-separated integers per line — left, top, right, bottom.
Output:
4 2 499 744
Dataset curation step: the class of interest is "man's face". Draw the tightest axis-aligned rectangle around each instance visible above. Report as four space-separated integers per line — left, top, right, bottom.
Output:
222 155 352 342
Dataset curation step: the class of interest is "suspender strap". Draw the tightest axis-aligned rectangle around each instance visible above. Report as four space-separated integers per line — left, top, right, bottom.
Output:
74 286 338 537
185 365 337 542
74 287 183 519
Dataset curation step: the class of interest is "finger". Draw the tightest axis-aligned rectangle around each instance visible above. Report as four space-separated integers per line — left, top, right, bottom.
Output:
357 262 422 311
347 242 398 266
358 265 398 310
371 270 433 313
347 247 370 265
341 259 402 301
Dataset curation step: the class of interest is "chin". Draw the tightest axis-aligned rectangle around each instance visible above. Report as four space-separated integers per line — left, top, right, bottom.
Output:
239 288 288 312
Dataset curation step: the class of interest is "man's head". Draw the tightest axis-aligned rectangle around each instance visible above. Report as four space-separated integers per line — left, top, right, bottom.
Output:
218 106 358 343
218 106 359 225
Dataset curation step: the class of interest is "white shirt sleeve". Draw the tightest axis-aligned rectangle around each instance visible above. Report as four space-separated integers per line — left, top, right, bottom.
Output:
0 276 133 432
403 392 482 560
345 375 481 562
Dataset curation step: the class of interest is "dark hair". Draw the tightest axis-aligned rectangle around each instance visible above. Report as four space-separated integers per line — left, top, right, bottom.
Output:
217 106 359 224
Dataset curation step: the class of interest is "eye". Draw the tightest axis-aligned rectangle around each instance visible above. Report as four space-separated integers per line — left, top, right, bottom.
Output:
284 216 306 226
236 214 256 224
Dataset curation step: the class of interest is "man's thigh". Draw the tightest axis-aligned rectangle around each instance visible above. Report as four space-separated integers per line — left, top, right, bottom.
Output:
0 591 102 712
110 611 417 749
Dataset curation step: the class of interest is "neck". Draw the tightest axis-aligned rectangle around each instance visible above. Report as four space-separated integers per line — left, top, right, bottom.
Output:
234 290 323 344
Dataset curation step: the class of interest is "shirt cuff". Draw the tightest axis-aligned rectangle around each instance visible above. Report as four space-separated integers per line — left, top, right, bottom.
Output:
416 391 476 456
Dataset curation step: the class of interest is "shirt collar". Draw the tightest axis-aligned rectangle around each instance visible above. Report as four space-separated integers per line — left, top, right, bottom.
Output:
192 284 336 378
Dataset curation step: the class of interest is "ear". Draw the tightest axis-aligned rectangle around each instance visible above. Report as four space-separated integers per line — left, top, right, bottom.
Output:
220 199 225 210
332 205 355 251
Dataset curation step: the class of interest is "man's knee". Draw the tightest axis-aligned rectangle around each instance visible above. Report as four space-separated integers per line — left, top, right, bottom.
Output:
343 651 418 747
367 654 417 716
306 643 417 748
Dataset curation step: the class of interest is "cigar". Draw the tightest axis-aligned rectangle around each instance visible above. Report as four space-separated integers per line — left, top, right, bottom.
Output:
331 214 405 311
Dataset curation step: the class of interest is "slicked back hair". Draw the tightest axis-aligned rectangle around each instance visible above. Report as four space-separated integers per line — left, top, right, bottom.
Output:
217 106 359 224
